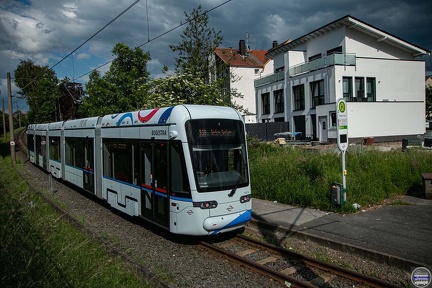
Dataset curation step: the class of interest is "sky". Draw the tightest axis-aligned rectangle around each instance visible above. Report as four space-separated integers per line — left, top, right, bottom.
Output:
1 0 431 112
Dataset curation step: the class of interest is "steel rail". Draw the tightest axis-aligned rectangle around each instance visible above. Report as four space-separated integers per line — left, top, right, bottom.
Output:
200 241 316 288
236 234 400 288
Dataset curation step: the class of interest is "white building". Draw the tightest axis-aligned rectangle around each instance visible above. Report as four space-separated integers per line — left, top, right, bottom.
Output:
254 15 430 142
214 40 273 123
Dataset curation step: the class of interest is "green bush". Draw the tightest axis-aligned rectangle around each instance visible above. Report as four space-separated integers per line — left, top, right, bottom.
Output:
248 142 432 212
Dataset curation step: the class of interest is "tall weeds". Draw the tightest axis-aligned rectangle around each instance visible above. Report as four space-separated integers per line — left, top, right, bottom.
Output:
248 141 432 212
0 157 148 287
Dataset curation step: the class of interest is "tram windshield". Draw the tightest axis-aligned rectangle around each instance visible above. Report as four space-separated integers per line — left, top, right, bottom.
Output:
186 119 249 193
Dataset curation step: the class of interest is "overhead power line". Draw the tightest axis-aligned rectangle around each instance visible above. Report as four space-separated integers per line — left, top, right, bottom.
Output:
14 0 141 96
51 0 141 71
75 0 231 80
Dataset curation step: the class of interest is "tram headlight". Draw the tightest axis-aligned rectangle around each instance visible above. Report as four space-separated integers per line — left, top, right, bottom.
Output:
240 194 251 203
194 201 218 209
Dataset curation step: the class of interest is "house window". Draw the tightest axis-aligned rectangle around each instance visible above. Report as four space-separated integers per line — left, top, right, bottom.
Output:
310 80 324 108
261 93 270 114
309 53 322 61
330 112 336 127
293 84 305 110
343 77 352 101
355 77 365 101
275 67 284 73
254 69 260 75
345 77 376 102
366 78 376 101
327 46 342 55
274 89 284 113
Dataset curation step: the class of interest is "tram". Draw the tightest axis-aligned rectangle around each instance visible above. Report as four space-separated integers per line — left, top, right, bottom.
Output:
26 105 252 235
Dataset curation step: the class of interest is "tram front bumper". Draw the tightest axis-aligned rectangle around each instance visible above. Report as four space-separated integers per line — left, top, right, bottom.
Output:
203 209 252 232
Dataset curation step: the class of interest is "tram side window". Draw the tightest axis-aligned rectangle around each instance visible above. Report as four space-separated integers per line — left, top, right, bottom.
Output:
85 138 94 169
171 141 190 197
49 136 61 161
103 139 138 185
65 137 74 166
27 135 34 152
36 135 46 156
65 137 85 168
154 143 168 190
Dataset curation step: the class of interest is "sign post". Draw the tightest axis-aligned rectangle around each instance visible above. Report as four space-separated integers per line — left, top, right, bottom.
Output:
336 98 348 206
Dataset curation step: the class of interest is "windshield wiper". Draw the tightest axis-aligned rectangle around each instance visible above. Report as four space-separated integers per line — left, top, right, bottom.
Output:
228 175 242 197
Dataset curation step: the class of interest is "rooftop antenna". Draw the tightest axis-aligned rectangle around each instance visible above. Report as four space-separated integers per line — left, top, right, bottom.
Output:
246 32 253 51
71 52 75 81
146 0 150 42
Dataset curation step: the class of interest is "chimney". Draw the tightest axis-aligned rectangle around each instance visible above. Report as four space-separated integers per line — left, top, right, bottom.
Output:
272 40 278 48
239 40 246 56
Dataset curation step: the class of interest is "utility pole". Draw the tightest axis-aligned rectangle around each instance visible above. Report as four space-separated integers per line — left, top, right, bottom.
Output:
2 98 6 141
7 72 15 164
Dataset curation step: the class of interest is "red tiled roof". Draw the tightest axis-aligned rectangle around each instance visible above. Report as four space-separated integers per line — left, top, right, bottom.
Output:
214 47 269 68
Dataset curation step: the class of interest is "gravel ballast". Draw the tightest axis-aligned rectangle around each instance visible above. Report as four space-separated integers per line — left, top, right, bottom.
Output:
15 150 410 287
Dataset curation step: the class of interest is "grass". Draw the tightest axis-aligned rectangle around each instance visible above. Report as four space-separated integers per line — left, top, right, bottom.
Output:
248 138 432 213
0 153 150 287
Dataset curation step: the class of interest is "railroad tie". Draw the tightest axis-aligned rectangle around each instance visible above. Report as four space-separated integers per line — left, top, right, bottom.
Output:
308 273 333 286
256 256 280 265
219 242 235 249
236 248 257 257
280 266 301 275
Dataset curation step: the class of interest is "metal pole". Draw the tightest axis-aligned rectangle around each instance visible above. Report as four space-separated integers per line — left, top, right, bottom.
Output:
7 72 15 165
342 150 346 187
341 150 347 205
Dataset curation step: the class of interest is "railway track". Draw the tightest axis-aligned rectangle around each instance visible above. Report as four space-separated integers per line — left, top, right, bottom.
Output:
14 129 170 288
17 128 26 151
15 129 402 287
201 234 400 287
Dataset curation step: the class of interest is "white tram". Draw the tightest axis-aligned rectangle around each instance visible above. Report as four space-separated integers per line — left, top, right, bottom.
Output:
26 105 252 235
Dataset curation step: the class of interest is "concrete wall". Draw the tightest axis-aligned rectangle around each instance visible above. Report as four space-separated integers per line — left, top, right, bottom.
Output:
347 101 425 137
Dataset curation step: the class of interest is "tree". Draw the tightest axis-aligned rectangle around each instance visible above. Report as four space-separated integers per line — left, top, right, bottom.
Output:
141 69 226 109
170 5 223 83
167 5 245 111
426 85 432 120
14 60 60 123
80 42 151 117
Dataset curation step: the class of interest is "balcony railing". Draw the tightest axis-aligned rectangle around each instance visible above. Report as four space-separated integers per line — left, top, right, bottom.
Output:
254 53 356 87
254 70 285 87
288 53 356 77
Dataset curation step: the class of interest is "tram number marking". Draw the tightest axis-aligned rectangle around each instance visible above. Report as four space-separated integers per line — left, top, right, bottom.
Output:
151 129 167 136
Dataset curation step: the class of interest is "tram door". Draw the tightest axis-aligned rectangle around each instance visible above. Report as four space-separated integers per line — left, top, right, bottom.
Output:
83 138 94 193
141 141 169 227
36 135 47 169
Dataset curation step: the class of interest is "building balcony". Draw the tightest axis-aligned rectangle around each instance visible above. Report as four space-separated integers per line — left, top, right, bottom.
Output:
254 53 356 88
254 70 285 87
289 53 356 77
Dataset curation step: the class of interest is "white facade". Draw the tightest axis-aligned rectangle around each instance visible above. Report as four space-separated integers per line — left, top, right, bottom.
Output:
255 15 430 142
231 63 273 123
214 41 273 123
